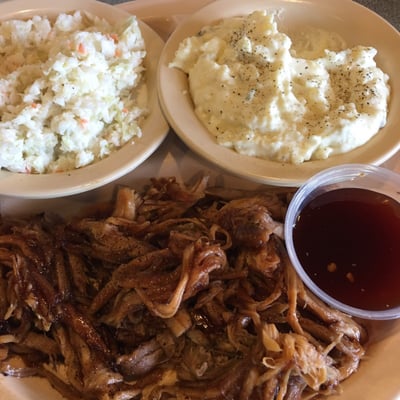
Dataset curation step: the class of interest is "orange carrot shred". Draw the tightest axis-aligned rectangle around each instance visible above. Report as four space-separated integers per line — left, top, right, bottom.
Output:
80 118 88 127
78 43 86 55
110 33 119 43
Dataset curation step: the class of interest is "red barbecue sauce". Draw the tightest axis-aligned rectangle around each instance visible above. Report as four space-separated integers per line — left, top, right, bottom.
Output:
293 188 400 310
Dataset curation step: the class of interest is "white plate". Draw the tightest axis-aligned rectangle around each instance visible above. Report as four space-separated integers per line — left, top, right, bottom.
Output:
0 0 169 199
157 0 400 187
0 1 399 400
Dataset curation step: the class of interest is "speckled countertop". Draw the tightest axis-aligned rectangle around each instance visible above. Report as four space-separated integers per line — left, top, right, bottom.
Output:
355 0 399 30
102 0 399 31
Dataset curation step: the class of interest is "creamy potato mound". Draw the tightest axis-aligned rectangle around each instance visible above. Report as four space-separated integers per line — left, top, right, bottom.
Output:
170 11 390 164
0 11 147 173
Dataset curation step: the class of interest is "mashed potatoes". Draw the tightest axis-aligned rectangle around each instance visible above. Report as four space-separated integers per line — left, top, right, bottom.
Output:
170 11 390 164
0 11 147 173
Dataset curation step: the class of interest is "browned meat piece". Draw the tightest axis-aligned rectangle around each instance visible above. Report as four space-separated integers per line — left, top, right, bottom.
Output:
0 176 367 400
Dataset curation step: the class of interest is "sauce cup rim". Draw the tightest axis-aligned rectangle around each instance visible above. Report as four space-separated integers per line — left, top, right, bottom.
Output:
284 163 400 320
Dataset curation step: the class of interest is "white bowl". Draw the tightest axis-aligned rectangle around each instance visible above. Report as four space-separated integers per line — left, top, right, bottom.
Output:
158 0 400 187
0 0 169 199
284 163 400 320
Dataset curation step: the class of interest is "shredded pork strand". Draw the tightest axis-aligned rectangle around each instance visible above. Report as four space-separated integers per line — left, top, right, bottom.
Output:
0 176 367 400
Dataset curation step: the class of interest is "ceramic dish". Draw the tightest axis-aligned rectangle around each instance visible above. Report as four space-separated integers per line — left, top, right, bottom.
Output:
0 1 399 400
0 0 169 199
158 0 400 187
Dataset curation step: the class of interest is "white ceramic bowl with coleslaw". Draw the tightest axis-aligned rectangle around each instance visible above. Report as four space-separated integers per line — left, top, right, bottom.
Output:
158 0 400 187
0 0 169 198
